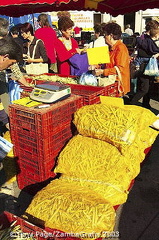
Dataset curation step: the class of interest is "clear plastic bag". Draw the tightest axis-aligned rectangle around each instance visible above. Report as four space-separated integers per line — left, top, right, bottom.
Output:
144 57 159 76
79 71 98 86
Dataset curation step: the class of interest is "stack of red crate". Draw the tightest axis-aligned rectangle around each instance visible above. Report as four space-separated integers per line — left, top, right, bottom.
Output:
66 82 119 105
9 95 84 190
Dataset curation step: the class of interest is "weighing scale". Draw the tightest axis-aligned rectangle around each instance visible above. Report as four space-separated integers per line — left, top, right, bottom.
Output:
30 83 71 103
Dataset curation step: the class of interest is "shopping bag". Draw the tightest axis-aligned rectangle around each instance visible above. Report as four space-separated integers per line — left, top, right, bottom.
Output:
130 60 144 79
98 75 116 87
0 136 13 160
79 71 98 86
25 39 49 75
144 57 159 76
70 53 89 76
26 63 48 75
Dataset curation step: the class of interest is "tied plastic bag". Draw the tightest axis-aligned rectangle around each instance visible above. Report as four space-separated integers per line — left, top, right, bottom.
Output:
144 57 159 76
79 71 98 86
0 136 13 160
9 80 23 103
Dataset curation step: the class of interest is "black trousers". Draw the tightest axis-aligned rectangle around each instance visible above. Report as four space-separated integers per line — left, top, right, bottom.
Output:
130 74 154 107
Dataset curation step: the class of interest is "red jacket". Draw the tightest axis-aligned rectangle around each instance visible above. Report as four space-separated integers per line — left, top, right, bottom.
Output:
55 38 78 75
35 27 57 64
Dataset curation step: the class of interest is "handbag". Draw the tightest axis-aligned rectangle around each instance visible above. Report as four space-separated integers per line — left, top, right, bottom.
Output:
25 39 48 75
98 66 124 95
129 47 143 79
129 47 147 79
115 66 124 96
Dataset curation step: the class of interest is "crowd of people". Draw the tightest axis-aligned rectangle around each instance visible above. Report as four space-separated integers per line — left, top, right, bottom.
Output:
0 14 159 139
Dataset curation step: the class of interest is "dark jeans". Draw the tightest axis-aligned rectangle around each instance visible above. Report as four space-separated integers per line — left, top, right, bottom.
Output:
130 74 154 107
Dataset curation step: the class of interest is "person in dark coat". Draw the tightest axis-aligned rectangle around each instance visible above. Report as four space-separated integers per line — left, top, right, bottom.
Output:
130 20 159 108
10 25 24 66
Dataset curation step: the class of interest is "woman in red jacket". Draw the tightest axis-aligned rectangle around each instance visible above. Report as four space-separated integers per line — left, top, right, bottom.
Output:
55 16 81 75
35 13 58 73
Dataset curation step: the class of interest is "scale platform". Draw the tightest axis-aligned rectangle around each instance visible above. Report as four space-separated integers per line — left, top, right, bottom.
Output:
30 83 71 103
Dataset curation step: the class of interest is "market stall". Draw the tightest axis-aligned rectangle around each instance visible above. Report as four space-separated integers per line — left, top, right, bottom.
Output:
1 0 159 238
0 0 159 17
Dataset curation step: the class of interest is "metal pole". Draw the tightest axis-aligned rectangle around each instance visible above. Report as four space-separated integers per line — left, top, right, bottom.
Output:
32 11 35 30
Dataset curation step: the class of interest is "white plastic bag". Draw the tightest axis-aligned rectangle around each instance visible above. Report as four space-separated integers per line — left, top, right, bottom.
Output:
79 71 98 86
144 57 159 76
0 136 13 160
26 63 48 75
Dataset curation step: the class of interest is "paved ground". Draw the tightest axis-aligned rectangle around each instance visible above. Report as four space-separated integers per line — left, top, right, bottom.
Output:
0 96 159 239
119 134 159 240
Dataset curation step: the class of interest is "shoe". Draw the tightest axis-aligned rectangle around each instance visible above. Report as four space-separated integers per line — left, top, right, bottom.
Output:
0 162 3 171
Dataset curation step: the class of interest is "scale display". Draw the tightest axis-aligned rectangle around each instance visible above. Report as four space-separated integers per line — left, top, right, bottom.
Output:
30 83 71 103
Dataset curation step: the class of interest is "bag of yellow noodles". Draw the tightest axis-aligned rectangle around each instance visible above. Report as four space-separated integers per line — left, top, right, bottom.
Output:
54 135 137 205
119 106 158 163
73 104 157 151
124 105 158 129
25 178 116 238
120 126 158 163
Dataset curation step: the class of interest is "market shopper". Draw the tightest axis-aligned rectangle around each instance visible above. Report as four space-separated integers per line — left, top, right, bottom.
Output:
0 37 29 109
95 22 130 95
0 37 29 168
125 24 133 36
130 20 159 108
10 25 24 68
73 25 81 41
10 25 24 49
0 19 16 68
87 23 107 48
0 19 28 173
0 18 28 115
55 16 81 75
0 56 15 71
20 22 48 65
35 13 58 73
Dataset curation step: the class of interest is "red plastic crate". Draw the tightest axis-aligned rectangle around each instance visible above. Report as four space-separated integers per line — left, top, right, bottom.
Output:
12 124 72 189
9 95 83 138
104 82 119 97
16 156 55 176
65 84 106 105
11 123 72 160
21 73 77 93
9 96 82 190
66 83 119 105
16 166 56 190
22 76 119 103
0 211 83 240
0 211 60 240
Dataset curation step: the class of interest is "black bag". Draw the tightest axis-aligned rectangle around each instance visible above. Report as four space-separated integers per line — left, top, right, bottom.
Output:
130 46 149 79
130 47 139 79
0 72 8 95
130 60 148 79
